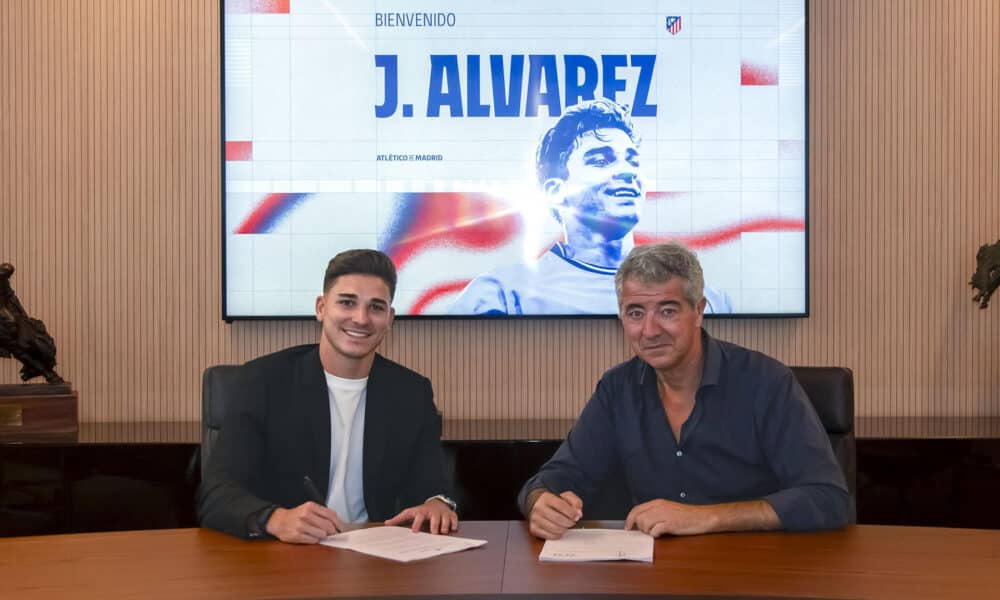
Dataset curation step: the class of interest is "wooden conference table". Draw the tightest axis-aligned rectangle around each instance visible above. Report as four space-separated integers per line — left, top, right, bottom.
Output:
2 521 998 599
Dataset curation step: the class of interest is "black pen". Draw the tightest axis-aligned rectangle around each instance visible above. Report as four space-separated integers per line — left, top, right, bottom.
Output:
303 475 325 504
303 475 342 534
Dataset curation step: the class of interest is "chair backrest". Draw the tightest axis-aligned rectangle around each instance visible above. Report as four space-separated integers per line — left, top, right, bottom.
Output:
788 366 856 500
201 365 242 480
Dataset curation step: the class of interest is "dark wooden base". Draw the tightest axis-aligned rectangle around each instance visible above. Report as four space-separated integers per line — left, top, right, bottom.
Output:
0 383 73 397
2 430 999 536
0 390 78 439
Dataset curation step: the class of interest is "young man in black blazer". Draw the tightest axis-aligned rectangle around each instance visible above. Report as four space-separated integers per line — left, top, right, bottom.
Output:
199 250 457 543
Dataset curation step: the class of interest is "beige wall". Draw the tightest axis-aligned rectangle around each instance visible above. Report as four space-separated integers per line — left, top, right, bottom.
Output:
1 0 998 422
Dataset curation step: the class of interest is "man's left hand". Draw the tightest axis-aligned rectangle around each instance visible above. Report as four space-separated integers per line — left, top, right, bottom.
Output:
625 499 715 537
385 498 458 534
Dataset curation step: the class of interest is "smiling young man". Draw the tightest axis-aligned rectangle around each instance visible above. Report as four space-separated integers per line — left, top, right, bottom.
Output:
199 249 458 543
517 242 850 539
449 99 731 315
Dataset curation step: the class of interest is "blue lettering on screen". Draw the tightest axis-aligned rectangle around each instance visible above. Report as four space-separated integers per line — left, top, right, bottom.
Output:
601 55 628 104
466 56 490 117
564 55 599 107
374 54 657 118
374 55 398 118
524 55 560 117
491 55 524 118
374 12 457 27
427 55 464 117
630 55 657 117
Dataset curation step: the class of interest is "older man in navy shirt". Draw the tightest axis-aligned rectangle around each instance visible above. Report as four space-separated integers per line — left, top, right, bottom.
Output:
518 242 850 539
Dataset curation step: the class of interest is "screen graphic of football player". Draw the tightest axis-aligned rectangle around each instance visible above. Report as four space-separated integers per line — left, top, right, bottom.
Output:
449 99 732 315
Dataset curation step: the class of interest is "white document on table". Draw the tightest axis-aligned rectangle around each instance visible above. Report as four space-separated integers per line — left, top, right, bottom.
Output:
539 528 654 563
319 526 487 562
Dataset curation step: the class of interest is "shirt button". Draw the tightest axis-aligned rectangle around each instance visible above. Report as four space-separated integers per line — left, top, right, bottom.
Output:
676 450 683 457
680 492 687 499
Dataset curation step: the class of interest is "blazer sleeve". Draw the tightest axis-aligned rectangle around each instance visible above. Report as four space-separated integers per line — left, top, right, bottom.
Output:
398 376 452 510
196 366 275 539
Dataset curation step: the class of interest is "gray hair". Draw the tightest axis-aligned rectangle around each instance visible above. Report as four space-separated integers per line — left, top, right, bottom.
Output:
615 242 705 308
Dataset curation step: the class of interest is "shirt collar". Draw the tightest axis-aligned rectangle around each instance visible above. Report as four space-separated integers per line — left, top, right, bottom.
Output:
550 243 618 275
699 328 723 390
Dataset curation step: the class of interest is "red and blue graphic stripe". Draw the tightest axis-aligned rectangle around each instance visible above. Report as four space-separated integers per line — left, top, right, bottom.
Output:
226 141 253 161
380 192 521 268
225 0 290 14
234 193 309 234
741 62 779 86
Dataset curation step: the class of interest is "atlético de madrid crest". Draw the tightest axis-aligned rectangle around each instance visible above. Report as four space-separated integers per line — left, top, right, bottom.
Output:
666 16 682 35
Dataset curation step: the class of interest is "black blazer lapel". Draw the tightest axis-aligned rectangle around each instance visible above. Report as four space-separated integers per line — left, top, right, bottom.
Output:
296 346 332 501
362 354 391 513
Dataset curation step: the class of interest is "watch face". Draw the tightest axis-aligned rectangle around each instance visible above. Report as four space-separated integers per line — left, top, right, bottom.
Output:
257 505 278 530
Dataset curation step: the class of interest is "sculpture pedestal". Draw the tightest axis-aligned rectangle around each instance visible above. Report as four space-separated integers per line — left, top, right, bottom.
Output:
0 383 78 440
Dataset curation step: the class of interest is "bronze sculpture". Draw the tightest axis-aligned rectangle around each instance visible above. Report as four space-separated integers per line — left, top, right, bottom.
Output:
970 240 1000 310
0 263 64 383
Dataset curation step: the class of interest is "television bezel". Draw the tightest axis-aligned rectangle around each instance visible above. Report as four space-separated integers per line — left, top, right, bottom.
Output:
219 0 810 322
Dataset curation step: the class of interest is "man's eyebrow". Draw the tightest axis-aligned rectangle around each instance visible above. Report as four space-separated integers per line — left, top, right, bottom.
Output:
582 146 615 159
624 299 681 310
336 293 389 306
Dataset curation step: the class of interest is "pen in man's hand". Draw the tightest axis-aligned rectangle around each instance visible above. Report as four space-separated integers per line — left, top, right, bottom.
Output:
303 475 342 534
303 475 325 504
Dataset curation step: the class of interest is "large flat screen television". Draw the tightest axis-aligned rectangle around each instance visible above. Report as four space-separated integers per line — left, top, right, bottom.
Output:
223 0 807 318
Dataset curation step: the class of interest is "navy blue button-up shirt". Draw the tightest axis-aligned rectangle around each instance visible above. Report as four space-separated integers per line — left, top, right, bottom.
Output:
519 331 851 531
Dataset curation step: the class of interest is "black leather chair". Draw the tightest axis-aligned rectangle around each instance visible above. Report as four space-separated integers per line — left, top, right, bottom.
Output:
585 366 857 521
789 366 856 500
200 365 242 481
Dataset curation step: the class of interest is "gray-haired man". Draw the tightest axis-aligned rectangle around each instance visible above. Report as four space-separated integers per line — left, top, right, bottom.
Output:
519 242 849 539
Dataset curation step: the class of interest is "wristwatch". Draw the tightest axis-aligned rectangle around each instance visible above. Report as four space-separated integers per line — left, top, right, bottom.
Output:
247 504 279 539
427 494 458 513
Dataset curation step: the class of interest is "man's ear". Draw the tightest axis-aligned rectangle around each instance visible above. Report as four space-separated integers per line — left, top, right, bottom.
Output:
543 178 566 223
315 294 325 321
542 178 564 197
695 297 707 327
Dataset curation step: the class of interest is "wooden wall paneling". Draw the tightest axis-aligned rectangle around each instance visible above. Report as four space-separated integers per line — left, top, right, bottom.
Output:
0 1 997 428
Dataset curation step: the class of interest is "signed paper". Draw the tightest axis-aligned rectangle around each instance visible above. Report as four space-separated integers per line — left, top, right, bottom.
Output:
320 526 487 562
539 528 653 562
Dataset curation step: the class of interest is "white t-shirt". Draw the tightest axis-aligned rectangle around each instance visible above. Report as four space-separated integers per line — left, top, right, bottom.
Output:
324 372 369 523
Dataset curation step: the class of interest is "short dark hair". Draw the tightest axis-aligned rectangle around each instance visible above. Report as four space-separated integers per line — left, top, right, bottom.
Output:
535 98 639 186
323 249 398 300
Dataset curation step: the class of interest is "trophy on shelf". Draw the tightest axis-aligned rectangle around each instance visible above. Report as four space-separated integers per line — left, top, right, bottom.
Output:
0 262 77 439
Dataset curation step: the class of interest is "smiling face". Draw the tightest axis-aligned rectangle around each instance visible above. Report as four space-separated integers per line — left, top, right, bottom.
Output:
619 275 705 374
549 128 644 241
315 273 394 378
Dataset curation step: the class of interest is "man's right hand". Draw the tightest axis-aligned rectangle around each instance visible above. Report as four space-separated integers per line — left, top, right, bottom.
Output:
266 502 343 544
528 490 583 539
